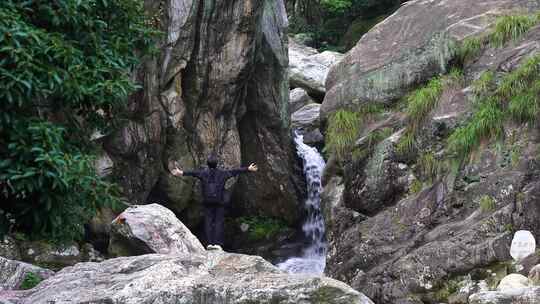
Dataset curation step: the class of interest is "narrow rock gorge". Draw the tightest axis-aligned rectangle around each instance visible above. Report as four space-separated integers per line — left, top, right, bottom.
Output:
101 0 305 230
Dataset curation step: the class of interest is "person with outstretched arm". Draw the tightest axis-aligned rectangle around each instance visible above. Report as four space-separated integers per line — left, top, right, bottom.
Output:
171 154 258 250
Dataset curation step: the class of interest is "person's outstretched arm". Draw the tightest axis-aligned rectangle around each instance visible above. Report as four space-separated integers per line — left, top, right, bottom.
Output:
171 162 203 179
225 163 258 178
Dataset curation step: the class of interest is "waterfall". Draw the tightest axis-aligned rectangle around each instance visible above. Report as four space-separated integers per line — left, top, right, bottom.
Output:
277 132 327 275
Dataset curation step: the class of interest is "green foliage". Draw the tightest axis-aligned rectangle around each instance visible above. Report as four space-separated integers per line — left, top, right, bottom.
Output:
406 77 444 130
508 93 539 123
418 152 439 181
497 55 540 98
409 179 423 194
479 195 496 212
237 216 289 242
0 0 156 242
447 54 540 160
1 121 121 241
20 272 42 290
396 130 416 156
472 71 496 96
489 15 537 47
321 0 352 12
457 13 539 64
324 110 361 160
447 98 504 159
457 36 485 64
290 0 399 51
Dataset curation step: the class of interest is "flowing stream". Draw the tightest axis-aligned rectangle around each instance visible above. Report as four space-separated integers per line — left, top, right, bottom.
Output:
277 132 327 275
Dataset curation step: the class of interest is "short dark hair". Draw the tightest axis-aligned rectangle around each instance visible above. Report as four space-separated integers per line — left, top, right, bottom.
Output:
207 154 218 168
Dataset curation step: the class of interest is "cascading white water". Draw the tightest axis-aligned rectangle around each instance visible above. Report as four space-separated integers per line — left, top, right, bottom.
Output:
277 132 327 275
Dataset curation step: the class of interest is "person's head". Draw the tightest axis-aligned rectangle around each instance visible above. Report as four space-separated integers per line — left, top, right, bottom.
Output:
207 154 218 169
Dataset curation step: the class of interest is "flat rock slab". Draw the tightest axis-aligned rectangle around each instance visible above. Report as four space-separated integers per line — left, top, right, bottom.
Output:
0 252 374 304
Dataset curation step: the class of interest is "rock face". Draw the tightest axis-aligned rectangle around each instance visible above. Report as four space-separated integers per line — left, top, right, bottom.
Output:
0 210 374 304
321 0 539 119
0 252 374 304
289 38 343 97
0 257 54 291
289 87 315 113
320 3 540 303
108 204 205 257
291 103 321 133
101 0 304 228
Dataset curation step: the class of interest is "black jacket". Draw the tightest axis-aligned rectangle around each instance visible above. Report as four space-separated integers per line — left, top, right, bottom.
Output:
184 167 249 204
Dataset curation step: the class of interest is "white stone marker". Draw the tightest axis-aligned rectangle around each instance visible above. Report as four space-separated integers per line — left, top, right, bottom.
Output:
510 230 536 261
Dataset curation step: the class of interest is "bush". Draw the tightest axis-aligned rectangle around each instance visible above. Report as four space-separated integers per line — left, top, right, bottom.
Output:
0 0 157 242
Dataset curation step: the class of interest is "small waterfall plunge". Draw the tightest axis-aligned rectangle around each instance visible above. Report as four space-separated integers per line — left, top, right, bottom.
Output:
277 132 327 275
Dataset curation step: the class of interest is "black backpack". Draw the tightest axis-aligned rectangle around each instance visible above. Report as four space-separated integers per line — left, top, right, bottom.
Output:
203 169 222 204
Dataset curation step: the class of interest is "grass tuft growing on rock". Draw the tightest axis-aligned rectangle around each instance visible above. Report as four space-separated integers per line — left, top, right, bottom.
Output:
325 105 385 160
458 36 485 64
447 54 540 160
472 71 496 97
447 98 504 159
457 13 539 64
489 15 537 47
406 78 444 130
479 195 496 212
324 110 361 160
396 130 416 155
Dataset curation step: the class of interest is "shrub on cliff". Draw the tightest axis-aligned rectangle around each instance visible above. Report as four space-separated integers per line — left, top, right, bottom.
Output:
0 0 158 242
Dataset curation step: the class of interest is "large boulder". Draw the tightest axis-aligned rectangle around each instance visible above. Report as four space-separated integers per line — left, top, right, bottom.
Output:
289 88 315 113
289 38 343 97
291 103 321 133
0 212 374 304
109 204 205 257
0 257 54 291
0 252 374 304
321 0 540 120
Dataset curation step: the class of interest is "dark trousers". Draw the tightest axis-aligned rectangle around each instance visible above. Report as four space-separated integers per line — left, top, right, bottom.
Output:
204 205 225 246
